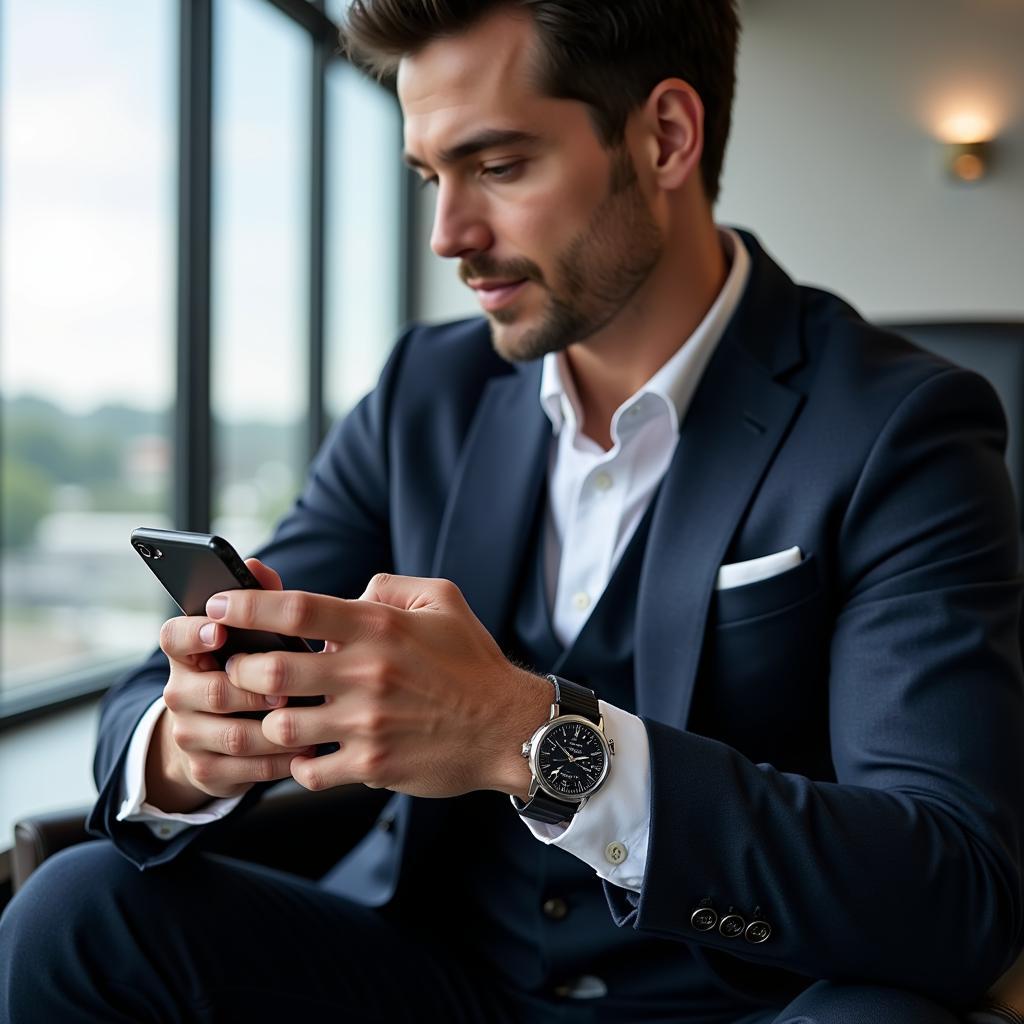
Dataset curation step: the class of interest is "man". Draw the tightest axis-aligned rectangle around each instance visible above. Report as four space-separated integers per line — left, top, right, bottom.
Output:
2 2 1022 1021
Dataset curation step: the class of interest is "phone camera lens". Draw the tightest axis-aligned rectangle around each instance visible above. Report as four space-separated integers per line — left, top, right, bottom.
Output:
137 544 153 558
152 548 164 560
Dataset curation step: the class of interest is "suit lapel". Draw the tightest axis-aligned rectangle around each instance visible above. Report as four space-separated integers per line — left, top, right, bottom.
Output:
432 361 549 638
635 341 802 726
636 231 807 727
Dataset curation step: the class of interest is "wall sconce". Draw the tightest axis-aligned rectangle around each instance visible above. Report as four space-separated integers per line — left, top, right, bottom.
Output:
937 112 996 184
946 140 991 182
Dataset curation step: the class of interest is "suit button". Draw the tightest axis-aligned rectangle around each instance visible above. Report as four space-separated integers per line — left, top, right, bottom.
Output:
690 905 718 931
542 897 569 921
745 919 772 944
718 911 746 939
376 815 395 832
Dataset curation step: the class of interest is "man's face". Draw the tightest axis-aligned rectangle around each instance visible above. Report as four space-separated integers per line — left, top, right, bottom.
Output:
398 8 663 362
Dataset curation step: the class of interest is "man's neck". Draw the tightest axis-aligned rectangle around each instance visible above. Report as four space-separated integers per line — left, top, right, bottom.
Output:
563 221 729 451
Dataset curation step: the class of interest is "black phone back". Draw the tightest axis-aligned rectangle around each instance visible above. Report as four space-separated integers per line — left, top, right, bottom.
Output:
130 527 314 667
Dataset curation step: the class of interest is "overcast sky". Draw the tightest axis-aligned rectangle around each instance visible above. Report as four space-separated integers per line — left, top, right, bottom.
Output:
1 0 401 422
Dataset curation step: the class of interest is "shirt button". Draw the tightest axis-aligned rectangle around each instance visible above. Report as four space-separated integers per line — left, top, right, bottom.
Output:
572 591 591 611
604 841 628 865
158 825 172 838
542 896 569 921
593 471 613 491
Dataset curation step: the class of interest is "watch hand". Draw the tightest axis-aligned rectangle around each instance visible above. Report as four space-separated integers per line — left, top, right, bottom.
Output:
555 742 576 763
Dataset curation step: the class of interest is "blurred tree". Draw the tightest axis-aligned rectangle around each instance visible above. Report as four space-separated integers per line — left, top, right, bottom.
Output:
1 458 54 549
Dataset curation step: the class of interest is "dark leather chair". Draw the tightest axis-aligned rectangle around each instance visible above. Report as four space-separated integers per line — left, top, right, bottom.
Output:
887 321 1024 530
10 321 1024 1021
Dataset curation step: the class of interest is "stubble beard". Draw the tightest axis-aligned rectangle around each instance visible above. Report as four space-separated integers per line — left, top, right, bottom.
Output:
487 151 664 364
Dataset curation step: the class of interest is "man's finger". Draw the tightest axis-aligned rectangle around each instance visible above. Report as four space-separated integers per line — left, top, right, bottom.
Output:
174 711 316 758
245 557 283 592
359 572 462 612
261 706 339 749
163 669 281 715
198 751 314 792
206 588 383 644
159 615 225 660
224 651 334 698
289 748 357 792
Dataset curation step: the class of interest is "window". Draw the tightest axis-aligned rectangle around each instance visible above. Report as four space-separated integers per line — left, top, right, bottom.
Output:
325 61 404 419
0 0 177 708
210 0 311 554
0 0 407 721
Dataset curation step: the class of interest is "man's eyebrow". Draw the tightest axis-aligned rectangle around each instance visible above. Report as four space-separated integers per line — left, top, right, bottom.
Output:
403 129 542 170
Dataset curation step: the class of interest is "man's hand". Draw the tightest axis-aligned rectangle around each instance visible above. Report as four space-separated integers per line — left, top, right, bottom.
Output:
209 574 552 799
145 559 318 813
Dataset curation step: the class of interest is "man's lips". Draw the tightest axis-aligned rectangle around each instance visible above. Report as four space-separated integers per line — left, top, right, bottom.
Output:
467 278 529 312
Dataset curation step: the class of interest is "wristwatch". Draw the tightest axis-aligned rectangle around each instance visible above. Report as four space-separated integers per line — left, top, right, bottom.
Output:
512 675 615 824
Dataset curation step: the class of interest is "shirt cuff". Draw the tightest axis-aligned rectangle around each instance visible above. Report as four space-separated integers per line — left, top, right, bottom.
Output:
117 696 245 841
514 700 650 892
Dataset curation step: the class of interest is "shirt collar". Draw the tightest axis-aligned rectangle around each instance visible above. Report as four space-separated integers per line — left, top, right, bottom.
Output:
540 227 750 437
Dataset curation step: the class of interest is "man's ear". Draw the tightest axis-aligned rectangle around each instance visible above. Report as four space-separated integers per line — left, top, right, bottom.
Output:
638 78 704 192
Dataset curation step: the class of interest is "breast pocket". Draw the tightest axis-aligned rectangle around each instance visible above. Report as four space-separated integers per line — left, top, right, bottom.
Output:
696 554 830 769
714 553 821 625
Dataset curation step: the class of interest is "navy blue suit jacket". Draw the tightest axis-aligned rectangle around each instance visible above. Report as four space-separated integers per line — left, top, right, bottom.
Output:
89 231 1024 1004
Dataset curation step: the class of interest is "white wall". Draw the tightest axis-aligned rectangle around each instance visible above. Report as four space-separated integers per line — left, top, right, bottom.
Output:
719 0 1024 320
414 0 1024 324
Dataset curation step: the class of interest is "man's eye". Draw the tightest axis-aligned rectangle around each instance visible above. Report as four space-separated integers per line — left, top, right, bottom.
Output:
417 176 438 190
481 162 522 182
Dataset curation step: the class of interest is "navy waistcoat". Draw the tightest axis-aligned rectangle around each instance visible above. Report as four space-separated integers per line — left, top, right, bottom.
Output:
451 490 735 1017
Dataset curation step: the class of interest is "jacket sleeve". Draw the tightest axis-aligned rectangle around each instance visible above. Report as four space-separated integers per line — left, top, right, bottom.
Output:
86 328 415 868
604 367 1024 1006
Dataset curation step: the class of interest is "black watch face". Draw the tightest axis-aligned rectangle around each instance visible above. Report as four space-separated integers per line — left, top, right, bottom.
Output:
537 720 607 798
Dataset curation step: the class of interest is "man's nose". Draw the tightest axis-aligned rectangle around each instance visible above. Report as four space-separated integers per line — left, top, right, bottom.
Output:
429 185 492 260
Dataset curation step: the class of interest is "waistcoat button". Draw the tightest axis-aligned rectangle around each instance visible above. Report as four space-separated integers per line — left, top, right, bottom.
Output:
542 897 569 921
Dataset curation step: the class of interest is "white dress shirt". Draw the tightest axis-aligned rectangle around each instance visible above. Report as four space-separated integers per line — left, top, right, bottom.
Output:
119 228 751 894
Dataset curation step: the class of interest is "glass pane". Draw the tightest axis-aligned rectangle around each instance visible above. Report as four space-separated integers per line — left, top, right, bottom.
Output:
211 0 311 557
325 62 402 421
0 0 176 702
324 0 346 28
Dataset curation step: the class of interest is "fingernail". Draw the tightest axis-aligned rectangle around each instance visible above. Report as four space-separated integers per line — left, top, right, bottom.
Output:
207 596 228 620
224 655 238 674
199 623 218 646
265 695 285 707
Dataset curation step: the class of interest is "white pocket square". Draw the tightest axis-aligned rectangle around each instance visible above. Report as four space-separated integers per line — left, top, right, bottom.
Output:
716 546 802 591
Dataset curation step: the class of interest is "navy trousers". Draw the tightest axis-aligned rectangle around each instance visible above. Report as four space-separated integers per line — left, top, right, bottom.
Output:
0 841 959 1024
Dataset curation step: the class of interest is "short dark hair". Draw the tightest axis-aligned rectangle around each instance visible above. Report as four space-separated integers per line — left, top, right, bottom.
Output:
342 1 740 205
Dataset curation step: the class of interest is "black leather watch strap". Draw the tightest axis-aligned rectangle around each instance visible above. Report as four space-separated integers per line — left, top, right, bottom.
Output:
546 675 599 723
511 791 579 824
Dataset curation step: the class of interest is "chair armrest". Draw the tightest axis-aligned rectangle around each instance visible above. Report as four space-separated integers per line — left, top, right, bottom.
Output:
967 953 1024 1023
13 807 92 892
12 781 388 893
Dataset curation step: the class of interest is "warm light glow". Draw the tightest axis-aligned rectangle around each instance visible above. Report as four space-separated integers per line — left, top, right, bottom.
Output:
937 111 996 144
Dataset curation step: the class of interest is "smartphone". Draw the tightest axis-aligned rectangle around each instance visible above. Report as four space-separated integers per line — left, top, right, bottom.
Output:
131 527 322 708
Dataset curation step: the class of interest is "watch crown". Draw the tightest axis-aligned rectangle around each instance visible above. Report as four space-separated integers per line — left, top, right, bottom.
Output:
608 739 615 755
521 741 531 759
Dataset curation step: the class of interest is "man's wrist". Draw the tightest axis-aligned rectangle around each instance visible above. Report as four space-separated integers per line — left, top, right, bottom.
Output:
493 669 553 799
144 710 214 814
